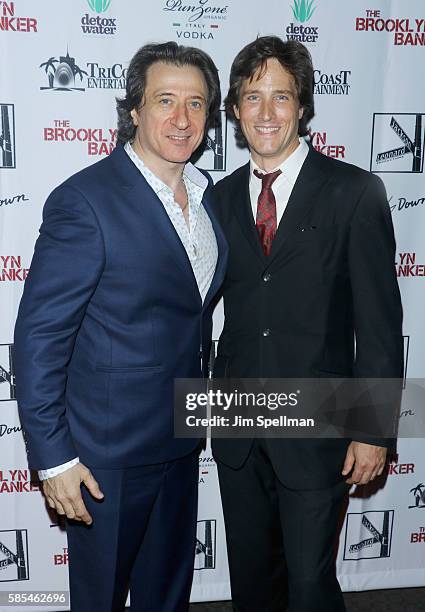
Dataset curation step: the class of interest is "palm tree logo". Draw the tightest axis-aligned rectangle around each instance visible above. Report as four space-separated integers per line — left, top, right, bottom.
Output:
40 50 87 91
409 483 425 508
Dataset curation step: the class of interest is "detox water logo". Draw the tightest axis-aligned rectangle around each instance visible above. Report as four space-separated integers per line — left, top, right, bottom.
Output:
292 0 316 22
286 0 319 43
87 0 111 12
81 0 117 35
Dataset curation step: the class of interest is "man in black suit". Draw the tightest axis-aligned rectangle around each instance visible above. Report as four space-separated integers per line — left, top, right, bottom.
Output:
212 37 403 612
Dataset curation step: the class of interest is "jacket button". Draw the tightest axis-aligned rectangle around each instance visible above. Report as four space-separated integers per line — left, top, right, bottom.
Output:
262 328 270 337
263 273 271 282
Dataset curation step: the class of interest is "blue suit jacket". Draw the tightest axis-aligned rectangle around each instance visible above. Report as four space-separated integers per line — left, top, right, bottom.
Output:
14 145 228 470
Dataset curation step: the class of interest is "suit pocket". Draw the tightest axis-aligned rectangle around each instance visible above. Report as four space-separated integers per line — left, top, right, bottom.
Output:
291 225 337 243
95 364 164 373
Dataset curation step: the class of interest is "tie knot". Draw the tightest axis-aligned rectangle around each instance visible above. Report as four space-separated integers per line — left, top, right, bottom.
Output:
253 168 281 190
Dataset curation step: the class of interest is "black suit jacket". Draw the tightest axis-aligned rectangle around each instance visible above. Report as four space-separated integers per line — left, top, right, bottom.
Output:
212 146 403 489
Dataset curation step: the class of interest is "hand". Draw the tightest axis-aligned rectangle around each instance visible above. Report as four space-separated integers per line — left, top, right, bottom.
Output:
342 441 387 485
43 463 104 525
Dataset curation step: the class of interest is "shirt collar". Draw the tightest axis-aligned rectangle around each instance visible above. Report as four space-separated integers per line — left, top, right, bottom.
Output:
250 137 309 186
124 141 208 195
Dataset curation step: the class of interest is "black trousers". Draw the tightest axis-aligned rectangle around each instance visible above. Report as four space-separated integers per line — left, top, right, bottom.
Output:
66 450 198 612
217 439 347 612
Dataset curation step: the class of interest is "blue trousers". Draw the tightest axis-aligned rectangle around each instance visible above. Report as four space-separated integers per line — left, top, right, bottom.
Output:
66 451 198 611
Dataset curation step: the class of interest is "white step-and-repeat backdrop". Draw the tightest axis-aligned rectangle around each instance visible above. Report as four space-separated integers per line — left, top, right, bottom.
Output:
1 0 425 608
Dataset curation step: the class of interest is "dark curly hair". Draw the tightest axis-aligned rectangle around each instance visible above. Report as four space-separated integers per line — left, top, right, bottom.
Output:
116 41 221 144
225 36 315 147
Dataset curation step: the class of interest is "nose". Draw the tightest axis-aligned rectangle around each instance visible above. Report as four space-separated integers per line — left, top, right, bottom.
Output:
259 98 274 122
171 102 190 130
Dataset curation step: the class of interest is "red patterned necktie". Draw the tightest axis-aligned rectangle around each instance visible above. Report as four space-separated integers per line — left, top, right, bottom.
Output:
253 168 282 256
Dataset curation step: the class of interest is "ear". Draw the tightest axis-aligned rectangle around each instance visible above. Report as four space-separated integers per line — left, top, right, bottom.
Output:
299 106 304 120
130 108 139 127
233 104 240 120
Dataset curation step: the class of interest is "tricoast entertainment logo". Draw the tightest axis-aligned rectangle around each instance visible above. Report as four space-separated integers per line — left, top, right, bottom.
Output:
40 50 126 91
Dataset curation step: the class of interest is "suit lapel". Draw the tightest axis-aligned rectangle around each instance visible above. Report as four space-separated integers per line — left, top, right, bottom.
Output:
202 188 228 310
232 163 267 263
268 148 329 262
110 146 201 299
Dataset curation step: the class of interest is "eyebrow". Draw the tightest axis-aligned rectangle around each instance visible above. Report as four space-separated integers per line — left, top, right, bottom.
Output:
154 91 206 100
243 88 294 96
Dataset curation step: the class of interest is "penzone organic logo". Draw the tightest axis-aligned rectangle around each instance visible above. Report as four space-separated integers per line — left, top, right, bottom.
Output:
291 0 316 23
87 0 111 12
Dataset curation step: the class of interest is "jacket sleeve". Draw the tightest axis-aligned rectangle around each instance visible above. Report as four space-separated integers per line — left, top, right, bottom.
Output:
14 185 105 469
347 173 403 448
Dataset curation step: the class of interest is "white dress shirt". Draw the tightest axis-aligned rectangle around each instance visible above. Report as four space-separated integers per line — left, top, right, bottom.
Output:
38 143 218 480
249 137 309 224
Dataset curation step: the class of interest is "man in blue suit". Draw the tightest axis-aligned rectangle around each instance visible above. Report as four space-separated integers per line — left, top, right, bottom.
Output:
14 42 227 612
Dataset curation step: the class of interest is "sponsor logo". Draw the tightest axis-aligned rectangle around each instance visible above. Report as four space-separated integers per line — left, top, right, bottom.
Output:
53 548 68 566
308 129 345 159
370 113 424 173
40 52 127 91
87 0 111 12
86 62 127 90
384 453 415 476
197 110 227 172
389 194 425 214
0 193 29 209
0 344 16 402
403 335 409 388
395 253 425 278
343 510 394 560
195 519 216 569
286 0 319 44
0 423 22 439
356 9 425 47
313 69 351 95
0 529 29 581
162 0 228 41
0 469 41 494
198 453 216 484
409 483 425 509
0 104 16 169
44 120 117 157
40 51 87 92
411 527 425 543
81 0 117 35
0 1 37 33
0 255 28 282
